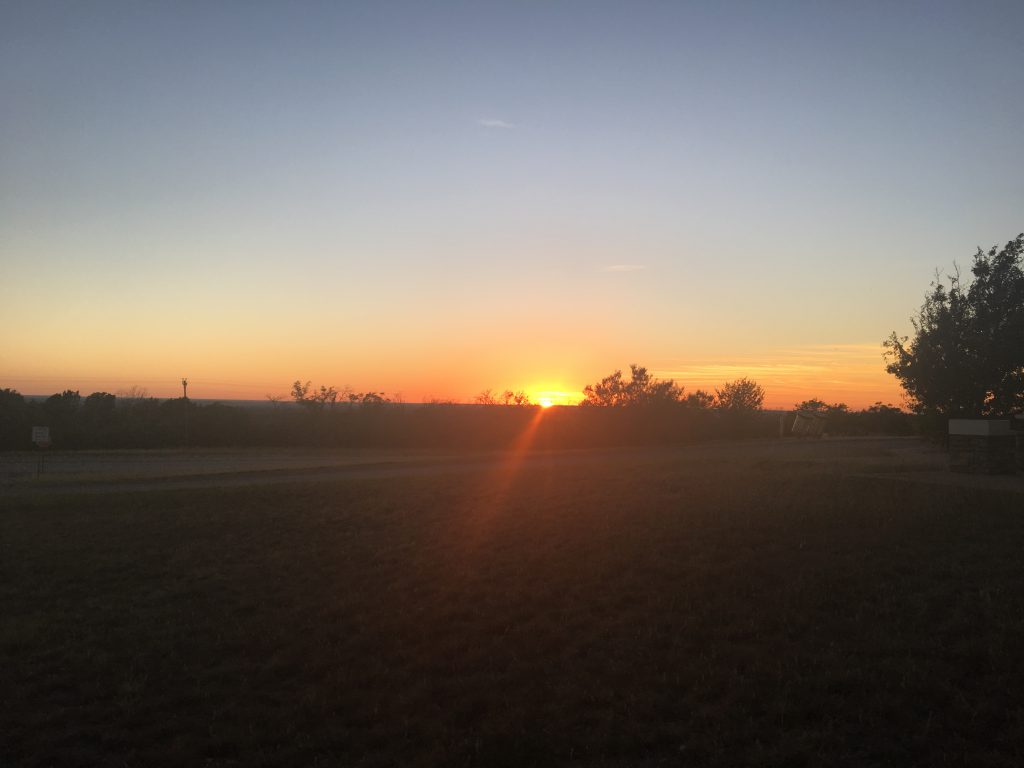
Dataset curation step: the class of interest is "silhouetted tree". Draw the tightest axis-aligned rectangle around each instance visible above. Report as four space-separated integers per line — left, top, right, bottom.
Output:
83 392 116 414
45 389 81 414
715 378 765 412
350 391 390 405
291 380 339 411
81 392 116 428
885 234 1024 417
684 389 716 409
292 380 392 411
794 398 848 414
79 392 118 447
475 389 533 406
291 380 311 403
475 389 499 405
500 390 532 406
314 385 339 408
862 402 912 435
157 397 196 445
0 388 29 449
580 365 683 406
41 390 83 446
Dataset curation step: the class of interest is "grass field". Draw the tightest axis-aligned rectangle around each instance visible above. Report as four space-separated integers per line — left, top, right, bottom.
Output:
3 440 1024 766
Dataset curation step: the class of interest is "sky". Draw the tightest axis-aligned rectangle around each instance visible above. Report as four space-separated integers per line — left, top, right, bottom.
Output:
2 1 1022 408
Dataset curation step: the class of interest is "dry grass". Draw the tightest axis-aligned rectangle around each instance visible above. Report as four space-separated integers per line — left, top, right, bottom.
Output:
2 448 1023 766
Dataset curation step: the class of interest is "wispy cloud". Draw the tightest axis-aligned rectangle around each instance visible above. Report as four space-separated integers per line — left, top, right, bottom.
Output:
600 264 646 272
655 348 887 386
650 342 902 409
478 118 514 129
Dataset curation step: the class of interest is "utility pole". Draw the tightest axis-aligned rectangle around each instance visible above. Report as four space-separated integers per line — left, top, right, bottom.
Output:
181 378 190 447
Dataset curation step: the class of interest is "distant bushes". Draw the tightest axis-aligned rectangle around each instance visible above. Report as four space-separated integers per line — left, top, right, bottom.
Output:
0 387 916 452
790 399 915 436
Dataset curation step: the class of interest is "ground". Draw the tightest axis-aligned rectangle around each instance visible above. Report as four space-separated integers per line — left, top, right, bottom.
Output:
2 438 1023 766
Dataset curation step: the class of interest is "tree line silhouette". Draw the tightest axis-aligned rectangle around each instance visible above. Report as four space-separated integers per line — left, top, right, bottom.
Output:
0 367 912 451
574 365 755 410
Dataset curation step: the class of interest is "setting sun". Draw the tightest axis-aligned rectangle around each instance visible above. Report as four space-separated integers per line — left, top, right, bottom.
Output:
530 390 579 407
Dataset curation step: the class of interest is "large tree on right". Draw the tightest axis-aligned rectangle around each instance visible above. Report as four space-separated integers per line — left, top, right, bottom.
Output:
884 233 1024 417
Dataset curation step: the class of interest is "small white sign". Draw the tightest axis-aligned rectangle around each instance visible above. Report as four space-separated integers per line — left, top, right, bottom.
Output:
32 426 51 447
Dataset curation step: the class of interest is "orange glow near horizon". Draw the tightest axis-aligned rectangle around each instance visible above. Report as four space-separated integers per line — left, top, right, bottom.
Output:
654 344 905 411
0 343 905 411
529 389 580 407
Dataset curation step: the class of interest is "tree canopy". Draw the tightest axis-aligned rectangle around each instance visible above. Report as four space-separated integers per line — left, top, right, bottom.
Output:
474 389 532 406
794 398 848 415
884 234 1024 417
290 380 392 409
715 378 765 412
580 365 683 407
579 365 767 411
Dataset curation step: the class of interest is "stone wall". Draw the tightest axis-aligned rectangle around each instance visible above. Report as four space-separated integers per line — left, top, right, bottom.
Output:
948 434 1018 475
